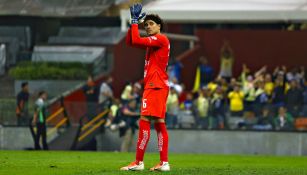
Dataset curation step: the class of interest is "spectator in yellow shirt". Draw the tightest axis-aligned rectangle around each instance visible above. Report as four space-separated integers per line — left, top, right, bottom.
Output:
195 88 210 129
264 73 274 99
166 87 179 128
228 84 244 117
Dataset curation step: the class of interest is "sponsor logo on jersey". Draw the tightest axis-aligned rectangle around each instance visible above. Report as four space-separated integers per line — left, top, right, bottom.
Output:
150 36 157 40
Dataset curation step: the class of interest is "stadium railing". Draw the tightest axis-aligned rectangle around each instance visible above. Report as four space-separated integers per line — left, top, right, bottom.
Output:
71 108 109 150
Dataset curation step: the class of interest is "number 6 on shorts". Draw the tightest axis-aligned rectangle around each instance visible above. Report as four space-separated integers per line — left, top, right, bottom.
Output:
142 99 147 109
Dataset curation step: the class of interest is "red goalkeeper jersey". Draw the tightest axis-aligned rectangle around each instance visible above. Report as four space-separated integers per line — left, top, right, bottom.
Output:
126 24 170 90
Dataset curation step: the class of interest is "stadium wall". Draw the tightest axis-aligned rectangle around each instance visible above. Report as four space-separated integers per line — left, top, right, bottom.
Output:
1 127 307 155
0 127 59 150
97 130 307 156
196 29 307 78
112 39 145 97
0 127 35 150
166 29 307 91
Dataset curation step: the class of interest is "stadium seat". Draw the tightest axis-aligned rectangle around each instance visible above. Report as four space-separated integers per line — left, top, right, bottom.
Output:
295 118 307 130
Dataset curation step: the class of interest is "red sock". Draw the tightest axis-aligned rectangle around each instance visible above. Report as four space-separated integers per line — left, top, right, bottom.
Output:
154 122 169 162
136 119 151 162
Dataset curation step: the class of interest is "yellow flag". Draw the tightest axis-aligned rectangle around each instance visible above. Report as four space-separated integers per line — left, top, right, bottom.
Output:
192 66 200 92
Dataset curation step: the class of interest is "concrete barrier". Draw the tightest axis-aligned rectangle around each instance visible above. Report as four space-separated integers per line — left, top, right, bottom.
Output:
0 126 58 150
0 126 34 150
1 126 306 156
96 129 307 156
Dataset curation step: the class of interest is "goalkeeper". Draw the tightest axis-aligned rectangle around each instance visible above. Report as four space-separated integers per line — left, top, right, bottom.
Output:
120 3 171 172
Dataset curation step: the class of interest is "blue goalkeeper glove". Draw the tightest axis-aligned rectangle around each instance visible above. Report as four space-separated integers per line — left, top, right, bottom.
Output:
130 3 143 24
129 12 146 25
137 12 146 24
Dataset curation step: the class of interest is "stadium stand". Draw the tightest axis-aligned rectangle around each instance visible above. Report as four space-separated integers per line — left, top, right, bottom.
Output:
0 0 307 154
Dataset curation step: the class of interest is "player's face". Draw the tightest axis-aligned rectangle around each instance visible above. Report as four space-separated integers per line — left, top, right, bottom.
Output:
144 20 160 36
42 93 48 100
23 85 29 92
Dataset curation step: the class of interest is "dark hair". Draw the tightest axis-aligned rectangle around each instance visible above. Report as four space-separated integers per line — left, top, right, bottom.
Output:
21 82 28 88
144 14 164 31
38 91 46 97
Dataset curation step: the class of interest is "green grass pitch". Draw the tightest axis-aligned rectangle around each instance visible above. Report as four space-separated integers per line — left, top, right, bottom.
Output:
0 151 307 175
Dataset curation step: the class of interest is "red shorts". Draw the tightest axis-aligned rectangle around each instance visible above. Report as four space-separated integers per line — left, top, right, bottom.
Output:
140 88 169 118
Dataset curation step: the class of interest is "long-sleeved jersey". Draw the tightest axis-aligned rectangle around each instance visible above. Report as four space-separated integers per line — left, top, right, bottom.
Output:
126 24 170 90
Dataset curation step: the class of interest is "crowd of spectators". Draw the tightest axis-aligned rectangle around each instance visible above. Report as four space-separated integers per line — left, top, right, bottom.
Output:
97 61 306 132
80 40 307 132
165 62 306 131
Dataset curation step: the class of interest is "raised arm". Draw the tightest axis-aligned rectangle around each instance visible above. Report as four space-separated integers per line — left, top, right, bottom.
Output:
126 28 132 46
126 27 147 49
131 24 164 47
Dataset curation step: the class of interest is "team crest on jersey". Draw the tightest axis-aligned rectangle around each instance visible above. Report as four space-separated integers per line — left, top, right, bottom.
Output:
149 82 154 87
